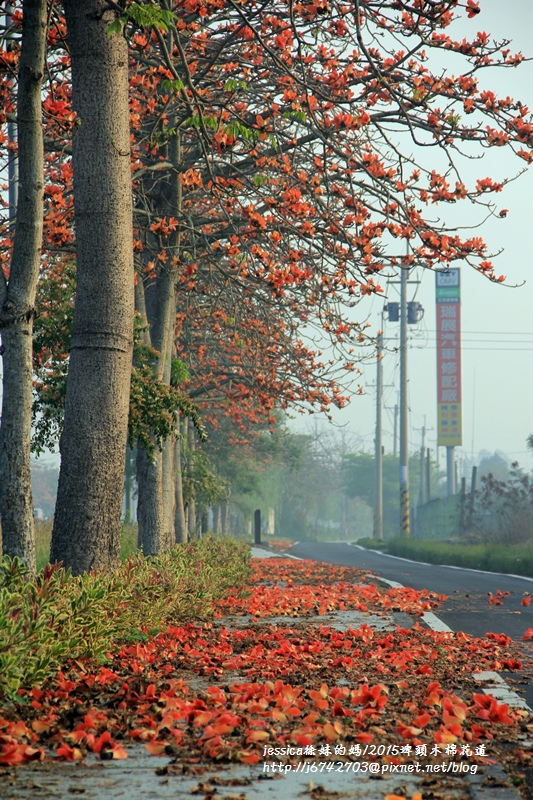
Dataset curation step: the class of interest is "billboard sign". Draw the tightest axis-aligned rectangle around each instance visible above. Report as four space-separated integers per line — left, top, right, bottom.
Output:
436 269 462 447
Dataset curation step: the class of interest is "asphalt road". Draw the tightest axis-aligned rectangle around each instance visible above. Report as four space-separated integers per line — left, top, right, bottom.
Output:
289 541 533 709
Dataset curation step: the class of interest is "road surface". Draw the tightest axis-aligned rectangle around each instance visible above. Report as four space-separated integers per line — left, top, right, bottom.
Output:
289 541 533 709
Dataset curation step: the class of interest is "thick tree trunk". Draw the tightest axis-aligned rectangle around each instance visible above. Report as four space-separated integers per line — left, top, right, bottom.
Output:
0 0 47 572
174 422 187 543
51 1 134 574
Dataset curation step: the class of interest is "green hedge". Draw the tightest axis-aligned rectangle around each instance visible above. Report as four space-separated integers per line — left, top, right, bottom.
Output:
385 537 533 577
0 536 250 702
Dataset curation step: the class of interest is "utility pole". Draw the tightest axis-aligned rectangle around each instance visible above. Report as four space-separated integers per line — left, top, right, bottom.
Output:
426 448 431 501
373 330 383 540
393 402 398 458
399 257 410 536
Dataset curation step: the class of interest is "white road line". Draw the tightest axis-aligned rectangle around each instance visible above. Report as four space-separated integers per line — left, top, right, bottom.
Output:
364 572 531 712
349 543 533 582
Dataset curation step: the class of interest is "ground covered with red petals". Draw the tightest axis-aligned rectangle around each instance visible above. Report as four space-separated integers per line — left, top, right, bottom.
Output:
1 557 532 797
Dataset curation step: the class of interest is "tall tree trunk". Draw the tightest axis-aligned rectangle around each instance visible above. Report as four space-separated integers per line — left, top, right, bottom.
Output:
123 444 135 523
213 505 221 535
174 419 187 543
136 275 176 555
136 131 180 554
222 496 231 536
0 0 47 572
187 423 197 540
51 1 134 574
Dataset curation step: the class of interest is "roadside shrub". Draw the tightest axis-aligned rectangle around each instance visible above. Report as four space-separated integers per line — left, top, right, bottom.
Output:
355 537 387 551
0 536 250 702
473 464 533 545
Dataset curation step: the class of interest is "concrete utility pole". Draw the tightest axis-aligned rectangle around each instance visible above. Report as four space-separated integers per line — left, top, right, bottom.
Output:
399 259 410 536
373 331 383 540
447 447 456 496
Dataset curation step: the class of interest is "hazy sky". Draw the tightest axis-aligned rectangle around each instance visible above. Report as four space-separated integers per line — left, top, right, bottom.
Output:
294 1 533 476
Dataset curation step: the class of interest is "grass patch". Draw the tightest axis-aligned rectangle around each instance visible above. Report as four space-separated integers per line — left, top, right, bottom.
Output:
2 522 142 571
0 535 251 702
383 536 533 577
354 537 388 551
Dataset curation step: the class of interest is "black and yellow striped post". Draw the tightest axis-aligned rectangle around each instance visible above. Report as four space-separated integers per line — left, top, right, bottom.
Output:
400 479 410 537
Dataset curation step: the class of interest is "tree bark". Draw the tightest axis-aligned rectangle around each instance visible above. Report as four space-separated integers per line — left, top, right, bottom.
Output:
0 0 47 572
50 0 134 574
222 497 231 536
187 423 197 540
174 420 187 543
136 274 176 555
136 130 180 554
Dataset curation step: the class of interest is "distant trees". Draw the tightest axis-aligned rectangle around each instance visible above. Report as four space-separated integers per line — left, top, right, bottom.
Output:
478 451 511 483
473 462 533 545
341 451 442 538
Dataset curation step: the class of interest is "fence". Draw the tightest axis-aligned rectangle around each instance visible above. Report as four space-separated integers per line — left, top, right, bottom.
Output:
414 493 465 540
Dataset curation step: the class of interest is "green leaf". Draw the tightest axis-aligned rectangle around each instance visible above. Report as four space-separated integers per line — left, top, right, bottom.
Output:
162 78 185 93
107 19 123 36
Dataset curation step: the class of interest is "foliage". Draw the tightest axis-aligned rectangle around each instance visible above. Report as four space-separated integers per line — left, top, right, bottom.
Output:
182 447 230 511
130 321 205 455
32 258 76 455
477 451 512 483
473 462 533 545
32 280 205 456
385 536 533 578
354 536 387 550
0 536 250 702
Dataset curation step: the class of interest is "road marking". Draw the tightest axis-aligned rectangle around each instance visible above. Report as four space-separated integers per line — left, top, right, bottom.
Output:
260 544 532 712
472 671 531 711
365 573 532 711
349 543 533 583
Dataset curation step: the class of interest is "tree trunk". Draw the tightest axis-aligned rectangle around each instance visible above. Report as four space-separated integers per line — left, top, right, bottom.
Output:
135 274 176 555
135 131 180 555
221 496 231 536
51 1 134 574
0 0 47 572
123 444 135 523
187 423 197 540
174 420 187 543
213 505 222 535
